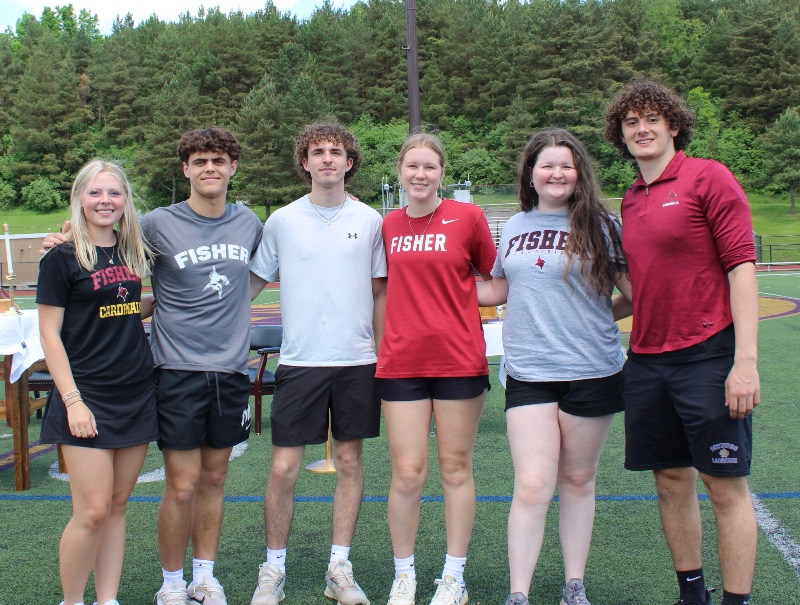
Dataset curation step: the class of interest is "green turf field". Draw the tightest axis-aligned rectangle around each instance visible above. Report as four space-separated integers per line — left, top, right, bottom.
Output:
1 273 799 605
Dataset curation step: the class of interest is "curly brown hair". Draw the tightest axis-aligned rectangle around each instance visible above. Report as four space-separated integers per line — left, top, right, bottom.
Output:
294 122 362 185
604 79 695 159
177 126 243 163
517 129 626 296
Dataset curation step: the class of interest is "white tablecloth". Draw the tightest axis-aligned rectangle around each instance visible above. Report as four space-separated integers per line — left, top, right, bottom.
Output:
482 320 507 387
0 310 44 383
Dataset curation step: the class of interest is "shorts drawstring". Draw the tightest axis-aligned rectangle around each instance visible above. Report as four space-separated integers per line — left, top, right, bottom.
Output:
205 372 223 415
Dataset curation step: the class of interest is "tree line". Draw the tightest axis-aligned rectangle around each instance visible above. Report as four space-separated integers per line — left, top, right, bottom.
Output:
1 0 799 214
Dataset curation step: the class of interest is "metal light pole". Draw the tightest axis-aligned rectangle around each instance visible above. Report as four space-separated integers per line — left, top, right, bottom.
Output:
405 0 421 134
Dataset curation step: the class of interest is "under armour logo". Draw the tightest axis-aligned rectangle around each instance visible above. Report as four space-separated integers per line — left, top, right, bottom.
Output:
348 233 358 239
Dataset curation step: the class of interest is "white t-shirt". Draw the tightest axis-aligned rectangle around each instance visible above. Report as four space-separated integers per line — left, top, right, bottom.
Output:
249 195 387 366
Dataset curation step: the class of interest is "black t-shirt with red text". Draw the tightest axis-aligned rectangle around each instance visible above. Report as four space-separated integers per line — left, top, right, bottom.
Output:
36 242 154 387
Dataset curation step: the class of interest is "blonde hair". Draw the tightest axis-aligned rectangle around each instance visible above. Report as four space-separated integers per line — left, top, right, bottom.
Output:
68 159 153 278
397 133 447 172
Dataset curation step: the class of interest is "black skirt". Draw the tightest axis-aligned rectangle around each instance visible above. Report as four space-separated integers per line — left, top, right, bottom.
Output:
40 378 159 448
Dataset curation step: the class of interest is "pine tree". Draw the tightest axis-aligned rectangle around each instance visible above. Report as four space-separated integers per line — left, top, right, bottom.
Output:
762 107 800 215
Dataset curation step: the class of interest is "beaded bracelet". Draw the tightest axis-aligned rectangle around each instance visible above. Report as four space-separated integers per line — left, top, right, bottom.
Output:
65 398 83 409
61 389 81 403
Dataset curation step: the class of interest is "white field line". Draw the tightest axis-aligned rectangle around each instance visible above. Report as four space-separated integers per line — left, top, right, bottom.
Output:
751 492 800 578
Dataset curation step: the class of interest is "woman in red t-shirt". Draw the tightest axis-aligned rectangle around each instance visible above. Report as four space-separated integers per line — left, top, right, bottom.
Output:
377 133 496 605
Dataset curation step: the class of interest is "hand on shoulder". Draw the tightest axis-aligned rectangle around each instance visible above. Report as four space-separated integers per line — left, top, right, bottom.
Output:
39 220 71 255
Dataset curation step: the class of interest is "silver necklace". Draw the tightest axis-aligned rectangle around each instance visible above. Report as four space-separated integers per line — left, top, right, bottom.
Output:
309 196 348 226
406 202 440 237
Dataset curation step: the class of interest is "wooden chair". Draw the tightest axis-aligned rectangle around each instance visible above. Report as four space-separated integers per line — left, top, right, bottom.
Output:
248 325 282 436
1 358 49 422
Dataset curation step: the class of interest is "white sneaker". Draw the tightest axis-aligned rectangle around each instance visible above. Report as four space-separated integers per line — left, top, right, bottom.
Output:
93 601 121 605
429 576 467 605
250 562 286 605
324 559 370 605
387 575 417 605
188 575 227 605
155 580 190 605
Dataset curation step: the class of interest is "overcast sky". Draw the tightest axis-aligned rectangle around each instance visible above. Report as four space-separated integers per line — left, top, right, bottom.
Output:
0 0 359 35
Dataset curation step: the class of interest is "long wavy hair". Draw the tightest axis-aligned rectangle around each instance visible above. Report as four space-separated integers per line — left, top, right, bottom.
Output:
67 159 153 278
516 129 625 295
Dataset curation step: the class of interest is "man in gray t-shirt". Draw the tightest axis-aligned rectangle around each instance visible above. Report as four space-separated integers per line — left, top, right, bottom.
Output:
149 128 262 605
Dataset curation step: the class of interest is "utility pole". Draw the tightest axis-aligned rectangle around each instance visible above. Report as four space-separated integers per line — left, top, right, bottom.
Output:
405 0 421 134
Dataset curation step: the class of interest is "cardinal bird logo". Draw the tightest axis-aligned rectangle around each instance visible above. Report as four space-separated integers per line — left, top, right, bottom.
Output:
535 257 545 270
117 285 129 302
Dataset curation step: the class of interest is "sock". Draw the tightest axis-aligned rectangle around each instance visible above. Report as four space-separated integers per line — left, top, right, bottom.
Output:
330 544 351 564
394 555 416 580
267 548 287 573
162 568 184 589
721 591 751 605
443 554 466 584
676 569 706 602
192 558 215 585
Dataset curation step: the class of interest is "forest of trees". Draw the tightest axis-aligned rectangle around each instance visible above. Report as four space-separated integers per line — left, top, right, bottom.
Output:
1 0 799 212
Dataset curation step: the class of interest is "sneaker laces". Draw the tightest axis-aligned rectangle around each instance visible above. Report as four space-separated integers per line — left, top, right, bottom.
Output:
431 578 463 604
329 563 358 590
564 580 589 605
257 564 284 590
200 578 225 599
391 577 414 599
155 586 187 605
505 593 528 605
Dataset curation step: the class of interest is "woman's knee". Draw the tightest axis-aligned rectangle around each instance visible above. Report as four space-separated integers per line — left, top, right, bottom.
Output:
513 474 557 507
73 497 112 531
557 466 598 495
438 449 474 485
392 459 428 495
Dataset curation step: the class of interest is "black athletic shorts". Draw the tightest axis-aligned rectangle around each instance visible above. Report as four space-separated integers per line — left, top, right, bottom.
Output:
504 372 624 417
622 354 752 477
377 375 490 402
270 364 380 447
155 369 251 450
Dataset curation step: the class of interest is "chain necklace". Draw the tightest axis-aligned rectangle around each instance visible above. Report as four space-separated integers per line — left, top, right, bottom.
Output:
309 196 348 226
406 201 441 237
98 243 116 265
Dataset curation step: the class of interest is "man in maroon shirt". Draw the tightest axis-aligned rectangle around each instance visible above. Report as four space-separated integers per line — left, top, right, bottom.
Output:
605 80 760 605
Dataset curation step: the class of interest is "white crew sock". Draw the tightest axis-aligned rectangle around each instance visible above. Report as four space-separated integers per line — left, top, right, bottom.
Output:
267 548 287 573
443 554 466 584
394 554 416 580
161 567 184 589
330 544 351 564
192 558 215 585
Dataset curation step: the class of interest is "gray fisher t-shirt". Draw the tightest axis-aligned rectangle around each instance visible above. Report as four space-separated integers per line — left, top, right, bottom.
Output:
492 208 626 381
141 201 263 374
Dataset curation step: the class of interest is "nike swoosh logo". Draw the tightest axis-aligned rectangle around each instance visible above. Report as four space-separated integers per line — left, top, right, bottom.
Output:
686 576 702 582
442 219 458 224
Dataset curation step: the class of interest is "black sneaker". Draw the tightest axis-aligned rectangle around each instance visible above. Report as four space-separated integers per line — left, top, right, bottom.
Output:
674 588 716 605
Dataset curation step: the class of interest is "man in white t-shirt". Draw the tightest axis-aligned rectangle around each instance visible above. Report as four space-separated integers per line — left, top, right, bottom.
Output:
248 123 387 605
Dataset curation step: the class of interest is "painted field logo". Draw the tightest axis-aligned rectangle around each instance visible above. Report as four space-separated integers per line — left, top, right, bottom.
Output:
711 442 739 464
